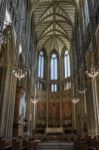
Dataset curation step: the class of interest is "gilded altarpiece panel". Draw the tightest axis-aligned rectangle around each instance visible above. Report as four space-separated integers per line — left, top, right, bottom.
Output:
48 101 60 127
62 100 72 127
37 101 46 126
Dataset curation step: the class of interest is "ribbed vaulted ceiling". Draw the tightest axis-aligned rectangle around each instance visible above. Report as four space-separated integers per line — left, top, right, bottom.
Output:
31 0 79 53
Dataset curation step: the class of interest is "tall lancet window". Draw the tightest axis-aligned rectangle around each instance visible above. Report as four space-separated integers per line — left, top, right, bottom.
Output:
64 50 71 90
64 50 70 78
51 53 58 80
38 51 44 79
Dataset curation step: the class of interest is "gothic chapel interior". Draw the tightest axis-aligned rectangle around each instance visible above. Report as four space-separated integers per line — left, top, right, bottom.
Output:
0 0 99 150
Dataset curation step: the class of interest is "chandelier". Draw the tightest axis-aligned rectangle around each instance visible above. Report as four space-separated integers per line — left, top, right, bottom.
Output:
79 87 87 95
31 95 39 104
86 64 99 79
71 97 80 104
31 79 39 104
13 64 27 80
13 47 27 80
71 83 80 104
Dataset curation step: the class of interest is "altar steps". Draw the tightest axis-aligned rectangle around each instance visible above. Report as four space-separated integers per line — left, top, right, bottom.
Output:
37 142 74 150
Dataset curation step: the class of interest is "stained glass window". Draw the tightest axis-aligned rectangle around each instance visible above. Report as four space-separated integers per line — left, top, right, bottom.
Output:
51 53 58 80
38 51 44 79
51 84 57 92
64 50 70 78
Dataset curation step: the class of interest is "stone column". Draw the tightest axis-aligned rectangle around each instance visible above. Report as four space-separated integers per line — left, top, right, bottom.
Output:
86 79 98 137
33 102 37 130
59 56 62 127
13 85 23 137
0 66 17 137
0 66 6 136
0 66 6 132
29 66 35 133
5 68 17 137
77 96 84 134
91 78 99 137
70 32 77 130
72 103 77 129
46 56 50 127
80 90 88 132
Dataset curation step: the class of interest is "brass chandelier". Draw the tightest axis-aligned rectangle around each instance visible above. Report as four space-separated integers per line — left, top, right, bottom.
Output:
13 63 27 80
71 97 80 104
86 64 99 79
13 46 27 80
71 84 80 104
31 80 39 104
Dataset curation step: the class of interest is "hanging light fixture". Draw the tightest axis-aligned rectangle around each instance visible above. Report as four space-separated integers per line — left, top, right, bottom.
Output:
31 95 39 104
79 87 87 94
13 45 27 80
71 84 80 104
86 15 99 79
31 78 39 104
30 81 39 130
13 64 27 80
86 64 98 79
0 15 27 80
78 62 87 94
71 97 80 104
85 51 99 80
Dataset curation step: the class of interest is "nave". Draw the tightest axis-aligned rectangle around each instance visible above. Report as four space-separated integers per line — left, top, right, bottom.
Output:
0 0 99 150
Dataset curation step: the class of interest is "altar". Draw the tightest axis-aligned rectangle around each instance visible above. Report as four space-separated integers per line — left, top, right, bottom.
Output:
46 127 63 134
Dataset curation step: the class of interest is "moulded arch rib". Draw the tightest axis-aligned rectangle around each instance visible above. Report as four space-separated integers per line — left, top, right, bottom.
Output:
30 0 78 17
38 13 73 27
